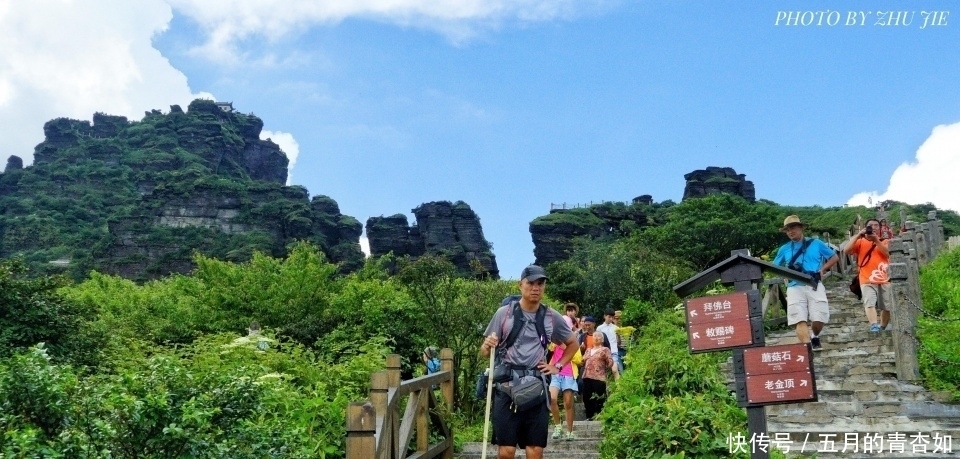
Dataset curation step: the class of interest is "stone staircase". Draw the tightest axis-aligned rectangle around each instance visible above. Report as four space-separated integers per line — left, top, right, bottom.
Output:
725 282 960 458
457 401 602 459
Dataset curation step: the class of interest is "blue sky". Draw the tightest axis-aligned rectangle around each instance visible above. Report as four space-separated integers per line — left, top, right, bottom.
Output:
2 1 959 279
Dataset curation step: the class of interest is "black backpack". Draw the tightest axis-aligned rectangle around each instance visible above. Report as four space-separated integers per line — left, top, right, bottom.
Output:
476 297 548 399
497 296 549 357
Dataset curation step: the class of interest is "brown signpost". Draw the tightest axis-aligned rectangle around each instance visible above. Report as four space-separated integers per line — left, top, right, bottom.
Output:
685 290 764 353
674 250 816 459
734 343 817 406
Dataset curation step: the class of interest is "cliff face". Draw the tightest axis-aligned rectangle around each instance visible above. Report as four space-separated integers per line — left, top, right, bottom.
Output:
682 166 755 202
365 201 498 278
0 99 363 280
101 187 363 280
530 203 649 266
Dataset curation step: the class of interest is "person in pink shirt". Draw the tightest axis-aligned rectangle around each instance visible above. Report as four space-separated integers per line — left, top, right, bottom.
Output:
549 342 580 440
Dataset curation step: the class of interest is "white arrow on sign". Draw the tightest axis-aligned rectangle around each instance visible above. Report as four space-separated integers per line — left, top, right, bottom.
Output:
800 380 808 386
689 310 698 317
797 355 805 362
692 332 701 339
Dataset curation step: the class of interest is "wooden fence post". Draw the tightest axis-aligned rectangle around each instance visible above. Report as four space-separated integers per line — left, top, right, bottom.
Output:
370 371 389 458
386 355 401 457
888 239 920 381
346 402 376 459
440 348 455 459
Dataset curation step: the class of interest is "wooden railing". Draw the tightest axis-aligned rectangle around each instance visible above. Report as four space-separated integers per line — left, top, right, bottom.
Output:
346 349 455 459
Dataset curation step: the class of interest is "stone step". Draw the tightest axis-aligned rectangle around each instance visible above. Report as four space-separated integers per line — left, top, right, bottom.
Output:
458 421 602 458
813 361 897 378
767 401 960 422
724 284 960 459
460 437 601 453
813 389 938 403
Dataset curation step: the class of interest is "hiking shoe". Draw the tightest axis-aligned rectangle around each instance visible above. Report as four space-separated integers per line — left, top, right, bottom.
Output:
565 431 577 441
810 337 822 351
869 323 882 333
552 425 562 439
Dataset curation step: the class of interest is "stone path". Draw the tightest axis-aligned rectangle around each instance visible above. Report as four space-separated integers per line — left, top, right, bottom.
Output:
458 283 960 458
457 401 601 459
725 283 960 458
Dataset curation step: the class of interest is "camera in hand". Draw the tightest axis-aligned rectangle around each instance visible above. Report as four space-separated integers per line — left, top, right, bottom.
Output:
865 226 873 235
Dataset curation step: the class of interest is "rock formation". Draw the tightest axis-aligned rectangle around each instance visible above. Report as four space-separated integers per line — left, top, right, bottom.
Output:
0 99 363 280
682 166 755 202
530 202 649 266
365 201 498 278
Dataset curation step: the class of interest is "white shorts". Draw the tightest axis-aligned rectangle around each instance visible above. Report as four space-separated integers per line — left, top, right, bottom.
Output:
862 283 892 311
786 282 830 325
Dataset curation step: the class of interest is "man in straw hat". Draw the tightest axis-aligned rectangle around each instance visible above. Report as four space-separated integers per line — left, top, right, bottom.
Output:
772 215 839 351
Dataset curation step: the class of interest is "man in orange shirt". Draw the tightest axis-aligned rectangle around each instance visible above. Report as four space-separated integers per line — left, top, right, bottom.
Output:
843 218 891 333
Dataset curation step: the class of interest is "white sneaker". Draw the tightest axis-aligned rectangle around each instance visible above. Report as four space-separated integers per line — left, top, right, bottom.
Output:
552 425 562 439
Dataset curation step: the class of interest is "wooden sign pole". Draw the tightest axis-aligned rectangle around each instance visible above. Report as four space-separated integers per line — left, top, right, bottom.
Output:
674 249 819 459
721 250 768 459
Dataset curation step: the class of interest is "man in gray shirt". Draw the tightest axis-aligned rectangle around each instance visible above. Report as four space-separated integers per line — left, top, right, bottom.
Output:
479 265 578 459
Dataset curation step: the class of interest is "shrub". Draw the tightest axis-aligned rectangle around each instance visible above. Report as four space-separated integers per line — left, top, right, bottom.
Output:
599 308 747 457
917 246 960 398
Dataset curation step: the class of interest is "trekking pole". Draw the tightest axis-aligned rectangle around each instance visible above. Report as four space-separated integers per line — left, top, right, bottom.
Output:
481 333 497 459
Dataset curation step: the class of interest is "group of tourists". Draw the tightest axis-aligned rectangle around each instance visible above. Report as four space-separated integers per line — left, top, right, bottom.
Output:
774 214 893 352
474 213 893 459
547 303 621 441
478 265 623 459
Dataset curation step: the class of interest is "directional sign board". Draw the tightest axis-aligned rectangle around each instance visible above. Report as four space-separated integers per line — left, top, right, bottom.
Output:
734 343 817 406
685 291 763 353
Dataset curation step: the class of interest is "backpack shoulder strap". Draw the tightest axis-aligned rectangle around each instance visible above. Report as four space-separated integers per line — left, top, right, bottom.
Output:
501 302 525 350
534 305 548 350
501 302 550 351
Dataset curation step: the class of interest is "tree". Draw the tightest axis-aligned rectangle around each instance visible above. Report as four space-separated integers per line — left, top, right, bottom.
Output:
546 238 694 323
395 255 513 417
640 194 783 269
0 259 104 367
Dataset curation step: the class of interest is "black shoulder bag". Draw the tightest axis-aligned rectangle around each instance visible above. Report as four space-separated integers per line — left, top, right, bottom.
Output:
787 238 812 272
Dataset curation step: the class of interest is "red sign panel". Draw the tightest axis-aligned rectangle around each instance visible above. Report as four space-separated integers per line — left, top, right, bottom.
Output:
685 291 750 325
745 370 816 404
687 317 754 352
742 343 812 375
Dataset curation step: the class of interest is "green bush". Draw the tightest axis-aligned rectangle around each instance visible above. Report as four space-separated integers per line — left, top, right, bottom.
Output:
546 237 694 322
0 334 390 458
0 259 104 367
639 195 783 270
918 246 960 398
599 308 747 458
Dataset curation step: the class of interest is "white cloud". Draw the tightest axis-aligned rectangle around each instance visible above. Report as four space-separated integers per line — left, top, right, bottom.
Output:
164 0 615 63
260 129 299 184
0 0 206 166
0 0 592 168
847 121 960 213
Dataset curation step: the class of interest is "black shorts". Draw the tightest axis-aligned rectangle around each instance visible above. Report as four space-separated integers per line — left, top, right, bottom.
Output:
492 389 549 448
